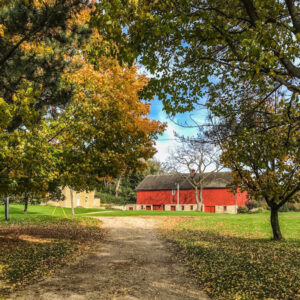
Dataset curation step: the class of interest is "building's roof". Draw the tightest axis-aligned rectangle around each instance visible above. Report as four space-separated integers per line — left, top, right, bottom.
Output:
136 172 232 191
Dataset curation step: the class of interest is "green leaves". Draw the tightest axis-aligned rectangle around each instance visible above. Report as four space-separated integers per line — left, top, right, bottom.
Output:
93 0 300 113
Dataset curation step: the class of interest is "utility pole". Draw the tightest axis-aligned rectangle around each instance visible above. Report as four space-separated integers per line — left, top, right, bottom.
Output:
70 188 75 216
234 193 237 214
177 183 180 211
5 196 9 221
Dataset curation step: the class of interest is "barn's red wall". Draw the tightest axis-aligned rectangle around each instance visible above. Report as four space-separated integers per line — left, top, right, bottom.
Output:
137 189 247 206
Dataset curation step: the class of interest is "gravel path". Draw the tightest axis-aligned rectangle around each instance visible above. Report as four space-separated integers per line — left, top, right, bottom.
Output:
9 217 208 300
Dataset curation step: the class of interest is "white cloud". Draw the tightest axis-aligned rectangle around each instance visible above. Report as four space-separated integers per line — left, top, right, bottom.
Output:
152 103 207 164
154 120 179 162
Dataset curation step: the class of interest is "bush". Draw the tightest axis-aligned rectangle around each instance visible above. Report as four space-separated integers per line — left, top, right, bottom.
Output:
245 200 258 210
98 192 127 205
245 199 268 210
237 206 248 214
98 193 117 204
279 203 300 212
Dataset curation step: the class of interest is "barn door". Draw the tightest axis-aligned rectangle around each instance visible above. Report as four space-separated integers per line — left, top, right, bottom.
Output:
205 206 215 213
153 205 164 210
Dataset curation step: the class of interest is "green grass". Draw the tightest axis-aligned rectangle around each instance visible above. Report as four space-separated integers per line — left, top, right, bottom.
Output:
87 209 300 240
89 209 300 239
180 212 300 240
162 212 300 299
0 204 106 224
87 210 216 217
0 204 104 296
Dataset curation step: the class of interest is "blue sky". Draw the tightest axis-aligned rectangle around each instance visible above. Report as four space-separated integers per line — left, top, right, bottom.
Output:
137 62 209 163
148 96 208 163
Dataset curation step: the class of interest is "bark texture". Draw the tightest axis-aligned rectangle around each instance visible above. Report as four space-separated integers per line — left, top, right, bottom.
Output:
271 206 283 240
24 195 28 214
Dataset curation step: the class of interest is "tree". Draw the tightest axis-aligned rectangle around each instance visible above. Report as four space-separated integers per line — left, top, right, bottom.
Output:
0 0 90 194
0 2 165 217
0 0 90 131
93 0 300 113
93 0 299 240
98 159 164 204
209 94 299 240
59 53 165 184
118 159 164 203
165 137 222 211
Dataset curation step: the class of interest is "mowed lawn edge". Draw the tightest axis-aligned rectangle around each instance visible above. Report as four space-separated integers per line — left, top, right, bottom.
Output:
0 205 105 297
159 213 300 300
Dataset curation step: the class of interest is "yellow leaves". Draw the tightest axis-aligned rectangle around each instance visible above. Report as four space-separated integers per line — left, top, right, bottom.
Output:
0 97 12 127
0 218 104 295
0 24 6 37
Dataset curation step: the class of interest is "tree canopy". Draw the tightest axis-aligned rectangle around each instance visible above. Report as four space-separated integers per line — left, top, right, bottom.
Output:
0 2 165 204
92 0 299 239
210 93 299 240
93 0 299 113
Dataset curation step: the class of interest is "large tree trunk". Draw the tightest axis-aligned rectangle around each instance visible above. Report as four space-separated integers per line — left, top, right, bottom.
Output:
70 189 75 216
195 187 201 211
270 206 283 240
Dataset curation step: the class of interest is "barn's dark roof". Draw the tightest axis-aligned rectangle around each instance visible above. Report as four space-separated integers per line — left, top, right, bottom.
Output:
136 172 232 191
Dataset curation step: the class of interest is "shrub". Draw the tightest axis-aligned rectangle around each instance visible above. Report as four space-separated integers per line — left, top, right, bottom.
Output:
245 200 258 210
279 203 300 212
237 206 248 214
97 192 128 205
98 193 117 204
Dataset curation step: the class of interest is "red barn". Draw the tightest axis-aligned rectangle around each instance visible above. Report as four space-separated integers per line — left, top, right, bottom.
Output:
134 172 247 213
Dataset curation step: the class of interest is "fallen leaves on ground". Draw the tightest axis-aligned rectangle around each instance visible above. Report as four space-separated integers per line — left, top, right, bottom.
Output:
0 217 104 296
161 219 300 300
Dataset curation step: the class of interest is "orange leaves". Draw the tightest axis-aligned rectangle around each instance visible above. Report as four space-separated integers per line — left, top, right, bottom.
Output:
60 36 165 179
0 24 6 37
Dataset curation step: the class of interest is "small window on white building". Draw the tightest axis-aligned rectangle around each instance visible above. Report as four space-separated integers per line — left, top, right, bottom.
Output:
85 196 89 204
182 205 185 211
77 195 80 206
172 189 175 195
190 205 193 211
224 206 227 212
141 205 144 210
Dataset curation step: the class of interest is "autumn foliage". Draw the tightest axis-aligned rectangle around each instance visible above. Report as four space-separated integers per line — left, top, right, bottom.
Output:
0 1 165 199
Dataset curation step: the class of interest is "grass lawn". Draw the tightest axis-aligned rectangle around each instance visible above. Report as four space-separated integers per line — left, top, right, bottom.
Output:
160 212 300 300
0 204 106 222
0 204 104 297
87 210 218 217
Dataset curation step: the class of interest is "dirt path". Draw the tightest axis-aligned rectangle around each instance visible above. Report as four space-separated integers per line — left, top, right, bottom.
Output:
9 217 208 300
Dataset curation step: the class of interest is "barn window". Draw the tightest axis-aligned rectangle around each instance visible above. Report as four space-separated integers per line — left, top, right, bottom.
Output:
224 206 227 212
141 205 144 210
182 205 185 211
85 196 88 204
190 205 193 211
172 189 175 195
